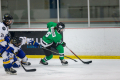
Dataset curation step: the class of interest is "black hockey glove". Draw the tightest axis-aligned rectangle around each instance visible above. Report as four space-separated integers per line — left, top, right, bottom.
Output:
62 42 66 47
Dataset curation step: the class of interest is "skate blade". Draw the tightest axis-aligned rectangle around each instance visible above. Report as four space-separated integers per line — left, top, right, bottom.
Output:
6 72 9 74
6 72 17 75
39 61 48 65
22 64 31 66
10 72 17 75
62 63 68 66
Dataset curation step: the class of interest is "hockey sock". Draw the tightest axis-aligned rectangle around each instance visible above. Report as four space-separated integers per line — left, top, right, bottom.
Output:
59 53 64 60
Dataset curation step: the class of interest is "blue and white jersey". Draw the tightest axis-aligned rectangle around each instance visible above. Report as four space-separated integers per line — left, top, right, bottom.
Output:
0 22 9 47
9 37 32 53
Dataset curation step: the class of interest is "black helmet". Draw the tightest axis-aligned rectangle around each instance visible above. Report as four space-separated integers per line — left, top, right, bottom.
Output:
12 36 22 47
3 13 13 26
56 22 65 33
3 13 13 21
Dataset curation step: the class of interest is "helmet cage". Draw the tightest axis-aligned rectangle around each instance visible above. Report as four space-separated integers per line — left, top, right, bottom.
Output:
56 22 65 33
3 14 14 26
12 37 22 47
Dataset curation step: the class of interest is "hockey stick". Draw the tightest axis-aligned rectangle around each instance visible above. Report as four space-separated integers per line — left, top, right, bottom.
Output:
66 46 92 64
42 47 78 62
12 51 36 72
20 64 36 72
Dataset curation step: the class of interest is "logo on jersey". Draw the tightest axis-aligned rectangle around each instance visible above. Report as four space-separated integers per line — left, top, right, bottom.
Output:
2 27 6 30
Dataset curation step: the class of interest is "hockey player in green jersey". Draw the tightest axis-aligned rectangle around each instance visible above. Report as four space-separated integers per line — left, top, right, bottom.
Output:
40 22 68 65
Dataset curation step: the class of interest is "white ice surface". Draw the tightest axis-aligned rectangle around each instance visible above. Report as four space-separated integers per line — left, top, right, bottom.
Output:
0 58 120 80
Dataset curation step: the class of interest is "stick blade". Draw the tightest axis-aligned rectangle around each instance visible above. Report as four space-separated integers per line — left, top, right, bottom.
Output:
25 69 36 72
83 60 92 64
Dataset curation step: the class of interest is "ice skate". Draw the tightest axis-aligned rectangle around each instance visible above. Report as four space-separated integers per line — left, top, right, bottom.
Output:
60 59 68 65
21 61 31 66
5 67 17 75
40 59 48 65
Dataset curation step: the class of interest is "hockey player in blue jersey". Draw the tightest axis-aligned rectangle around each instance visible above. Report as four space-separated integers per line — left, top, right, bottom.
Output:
0 13 16 74
8 36 39 69
0 14 39 75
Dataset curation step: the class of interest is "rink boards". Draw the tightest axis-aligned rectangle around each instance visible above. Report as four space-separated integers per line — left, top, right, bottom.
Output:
1 28 120 59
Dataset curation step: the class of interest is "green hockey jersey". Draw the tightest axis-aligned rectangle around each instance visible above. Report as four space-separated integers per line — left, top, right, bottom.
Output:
42 22 63 45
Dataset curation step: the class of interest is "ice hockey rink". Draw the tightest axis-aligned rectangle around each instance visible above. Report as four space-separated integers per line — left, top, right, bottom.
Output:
0 58 120 80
